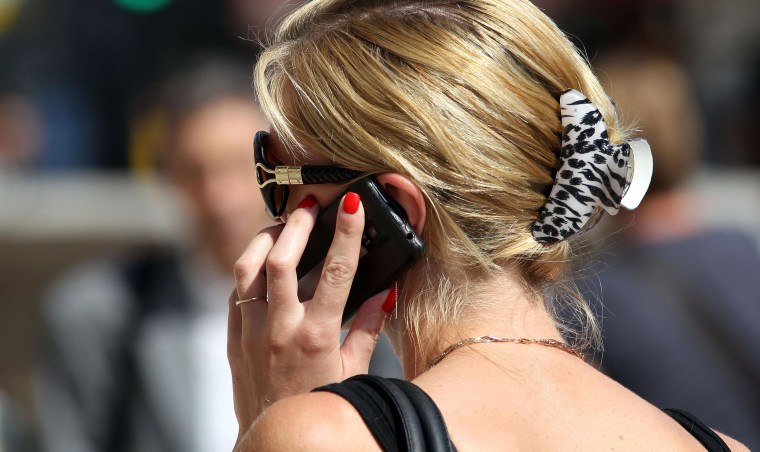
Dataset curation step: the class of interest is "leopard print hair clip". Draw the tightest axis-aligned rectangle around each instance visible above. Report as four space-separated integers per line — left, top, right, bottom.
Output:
531 89 653 244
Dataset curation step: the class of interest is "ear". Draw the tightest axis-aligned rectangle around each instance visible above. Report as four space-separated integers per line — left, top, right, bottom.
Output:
375 173 426 235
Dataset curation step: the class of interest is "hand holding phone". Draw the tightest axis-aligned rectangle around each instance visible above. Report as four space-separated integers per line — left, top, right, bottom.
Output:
229 177 424 428
296 177 426 325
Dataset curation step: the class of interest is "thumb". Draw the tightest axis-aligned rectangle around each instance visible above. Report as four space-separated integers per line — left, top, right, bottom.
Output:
340 286 396 376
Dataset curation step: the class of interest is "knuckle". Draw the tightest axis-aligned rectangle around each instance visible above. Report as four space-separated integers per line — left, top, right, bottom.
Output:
298 324 331 355
266 336 288 356
321 260 355 288
233 258 254 283
266 252 292 276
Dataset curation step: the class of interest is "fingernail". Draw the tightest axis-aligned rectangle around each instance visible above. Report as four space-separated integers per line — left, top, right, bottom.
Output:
382 285 398 313
343 192 360 214
297 195 317 210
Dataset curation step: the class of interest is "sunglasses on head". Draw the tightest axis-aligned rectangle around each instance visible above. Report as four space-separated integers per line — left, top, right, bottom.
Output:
254 131 365 220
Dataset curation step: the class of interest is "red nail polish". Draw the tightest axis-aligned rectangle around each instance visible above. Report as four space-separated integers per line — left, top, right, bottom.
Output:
297 195 317 209
343 192 360 214
382 285 398 313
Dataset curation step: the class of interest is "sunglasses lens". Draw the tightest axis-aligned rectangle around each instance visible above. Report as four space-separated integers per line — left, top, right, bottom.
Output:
263 185 277 218
262 184 288 218
254 134 273 184
255 131 289 219
274 185 288 217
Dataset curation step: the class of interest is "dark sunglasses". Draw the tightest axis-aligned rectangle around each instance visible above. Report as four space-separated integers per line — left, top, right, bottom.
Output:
254 131 365 219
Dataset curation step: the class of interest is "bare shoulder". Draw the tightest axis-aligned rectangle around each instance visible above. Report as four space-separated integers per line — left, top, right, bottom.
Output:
717 432 750 452
243 391 380 452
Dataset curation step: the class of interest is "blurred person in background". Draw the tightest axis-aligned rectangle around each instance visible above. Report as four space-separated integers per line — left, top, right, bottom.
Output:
36 57 271 452
579 47 760 449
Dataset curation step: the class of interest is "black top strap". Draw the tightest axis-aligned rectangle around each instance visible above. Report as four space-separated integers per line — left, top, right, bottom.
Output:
663 408 731 452
389 378 455 452
315 375 455 452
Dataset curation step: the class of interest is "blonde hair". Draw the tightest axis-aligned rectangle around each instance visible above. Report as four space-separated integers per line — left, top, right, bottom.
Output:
255 0 629 354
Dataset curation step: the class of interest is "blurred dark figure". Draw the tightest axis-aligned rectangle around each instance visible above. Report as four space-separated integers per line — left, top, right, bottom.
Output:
580 48 760 449
36 58 271 452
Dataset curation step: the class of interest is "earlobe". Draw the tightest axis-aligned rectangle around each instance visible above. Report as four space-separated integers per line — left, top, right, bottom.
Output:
374 173 426 235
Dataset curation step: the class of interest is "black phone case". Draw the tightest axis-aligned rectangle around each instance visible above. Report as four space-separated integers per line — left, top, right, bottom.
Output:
296 177 425 325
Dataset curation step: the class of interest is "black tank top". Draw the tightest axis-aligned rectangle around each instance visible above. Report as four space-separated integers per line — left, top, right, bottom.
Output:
316 375 731 452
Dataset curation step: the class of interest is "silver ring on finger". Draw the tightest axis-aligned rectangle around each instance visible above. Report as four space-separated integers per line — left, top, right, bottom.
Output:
236 296 268 306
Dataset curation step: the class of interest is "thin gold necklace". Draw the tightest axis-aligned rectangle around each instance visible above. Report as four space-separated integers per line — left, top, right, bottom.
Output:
428 335 583 369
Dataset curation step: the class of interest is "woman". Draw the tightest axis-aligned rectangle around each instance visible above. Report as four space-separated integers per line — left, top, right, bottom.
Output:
228 0 747 449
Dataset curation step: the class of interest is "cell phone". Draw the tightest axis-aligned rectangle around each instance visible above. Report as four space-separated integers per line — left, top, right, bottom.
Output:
296 176 426 325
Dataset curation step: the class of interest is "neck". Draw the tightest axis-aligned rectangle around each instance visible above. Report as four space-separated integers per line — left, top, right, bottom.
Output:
388 268 564 379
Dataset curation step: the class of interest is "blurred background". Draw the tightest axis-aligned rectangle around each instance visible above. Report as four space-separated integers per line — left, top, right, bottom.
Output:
0 0 758 450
